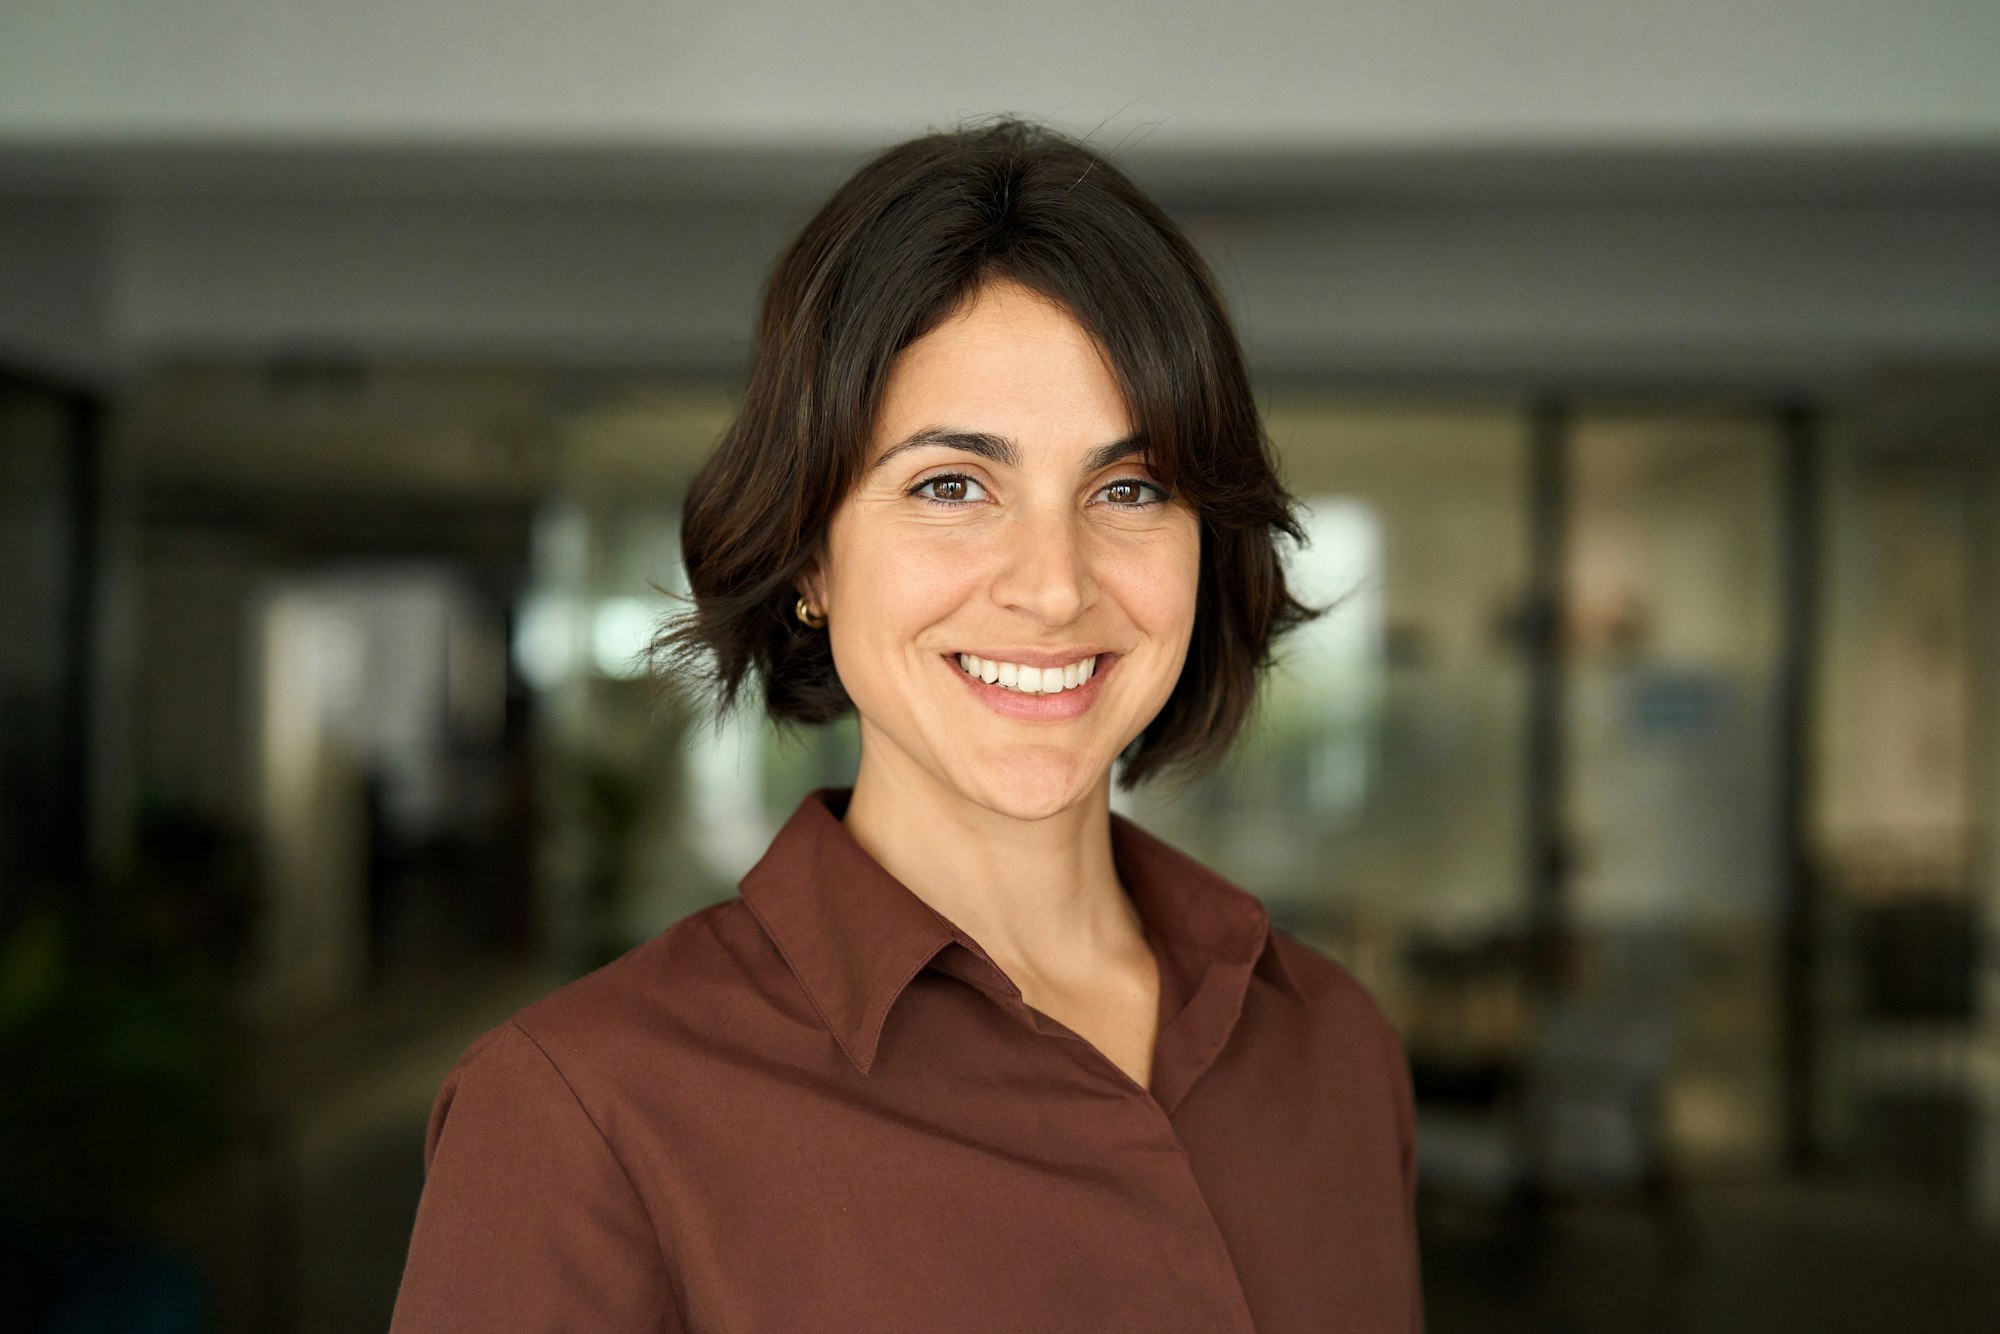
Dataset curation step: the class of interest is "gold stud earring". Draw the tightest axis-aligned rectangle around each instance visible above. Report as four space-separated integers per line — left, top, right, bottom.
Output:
795 595 827 629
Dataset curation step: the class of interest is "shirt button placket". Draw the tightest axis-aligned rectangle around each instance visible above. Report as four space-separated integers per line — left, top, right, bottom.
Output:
1027 1003 1262 1334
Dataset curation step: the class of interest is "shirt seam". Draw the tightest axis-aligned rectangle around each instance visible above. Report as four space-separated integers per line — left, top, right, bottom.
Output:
507 1020 691 1331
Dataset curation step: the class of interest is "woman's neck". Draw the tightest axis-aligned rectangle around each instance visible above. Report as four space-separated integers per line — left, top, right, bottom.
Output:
839 744 1147 993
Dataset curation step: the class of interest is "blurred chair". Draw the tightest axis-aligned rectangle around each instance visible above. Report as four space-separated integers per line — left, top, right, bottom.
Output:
1410 927 1696 1266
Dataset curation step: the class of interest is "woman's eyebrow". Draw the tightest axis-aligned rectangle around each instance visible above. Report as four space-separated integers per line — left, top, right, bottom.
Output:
1080 436 1148 471
869 427 1147 474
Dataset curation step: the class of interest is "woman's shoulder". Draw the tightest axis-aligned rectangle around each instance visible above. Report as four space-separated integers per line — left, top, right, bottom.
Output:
1264 927 1417 1138
437 897 764 1100
1265 926 1410 1061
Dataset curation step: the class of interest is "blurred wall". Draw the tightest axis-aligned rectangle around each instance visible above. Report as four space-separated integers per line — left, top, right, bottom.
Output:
0 195 1990 393
138 534 264 826
91 198 2000 385
4 2 1997 385
0 201 108 379
2 0 1996 142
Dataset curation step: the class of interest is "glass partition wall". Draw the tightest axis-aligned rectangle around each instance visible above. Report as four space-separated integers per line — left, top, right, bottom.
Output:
1559 410 1789 1184
524 383 1996 1224
1814 415 1997 1225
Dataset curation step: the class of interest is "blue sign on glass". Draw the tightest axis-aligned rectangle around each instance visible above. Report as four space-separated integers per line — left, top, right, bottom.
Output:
1626 668 1726 738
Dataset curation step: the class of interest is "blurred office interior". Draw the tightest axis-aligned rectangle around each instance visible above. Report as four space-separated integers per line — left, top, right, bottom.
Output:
3 3 1999 1331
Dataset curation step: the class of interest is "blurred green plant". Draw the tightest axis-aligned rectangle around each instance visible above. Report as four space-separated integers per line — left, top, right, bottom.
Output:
553 679 692 971
0 903 235 1237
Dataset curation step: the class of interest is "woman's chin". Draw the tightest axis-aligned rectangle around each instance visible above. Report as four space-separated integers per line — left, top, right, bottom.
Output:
945 751 1107 823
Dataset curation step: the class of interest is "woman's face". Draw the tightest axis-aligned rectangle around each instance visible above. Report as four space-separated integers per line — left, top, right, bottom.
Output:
806 277 1201 822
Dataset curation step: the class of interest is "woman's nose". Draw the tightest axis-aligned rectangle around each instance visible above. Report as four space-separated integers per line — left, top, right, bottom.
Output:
989 505 1096 626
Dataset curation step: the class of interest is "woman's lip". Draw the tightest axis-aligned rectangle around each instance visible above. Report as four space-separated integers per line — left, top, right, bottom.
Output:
951 648 1113 670
941 651 1118 722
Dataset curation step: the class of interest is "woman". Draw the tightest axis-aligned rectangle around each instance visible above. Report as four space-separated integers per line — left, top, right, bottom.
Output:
390 117 1422 1334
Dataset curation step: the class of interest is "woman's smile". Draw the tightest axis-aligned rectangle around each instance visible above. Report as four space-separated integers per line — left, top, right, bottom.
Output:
942 649 1120 722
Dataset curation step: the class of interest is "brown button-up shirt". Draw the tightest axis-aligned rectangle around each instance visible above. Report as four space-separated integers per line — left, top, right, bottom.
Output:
390 787 1423 1332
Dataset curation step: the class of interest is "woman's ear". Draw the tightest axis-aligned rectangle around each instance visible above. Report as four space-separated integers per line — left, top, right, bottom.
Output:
796 563 828 615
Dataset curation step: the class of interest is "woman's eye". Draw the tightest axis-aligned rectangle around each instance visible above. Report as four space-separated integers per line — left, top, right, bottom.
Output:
1097 478 1169 508
911 474 988 505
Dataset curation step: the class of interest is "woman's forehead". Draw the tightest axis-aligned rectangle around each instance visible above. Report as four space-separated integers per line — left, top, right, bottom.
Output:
869 285 1132 460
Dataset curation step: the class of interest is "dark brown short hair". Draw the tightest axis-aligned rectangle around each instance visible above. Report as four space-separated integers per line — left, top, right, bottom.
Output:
649 116 1322 790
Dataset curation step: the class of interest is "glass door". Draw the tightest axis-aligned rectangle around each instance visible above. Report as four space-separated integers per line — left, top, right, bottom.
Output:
1560 407 1789 1178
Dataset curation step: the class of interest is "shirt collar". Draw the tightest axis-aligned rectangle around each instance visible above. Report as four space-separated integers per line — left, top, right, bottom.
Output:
738 787 1306 1076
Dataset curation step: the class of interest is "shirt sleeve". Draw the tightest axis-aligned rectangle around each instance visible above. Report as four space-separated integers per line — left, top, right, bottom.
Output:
389 1020 686 1333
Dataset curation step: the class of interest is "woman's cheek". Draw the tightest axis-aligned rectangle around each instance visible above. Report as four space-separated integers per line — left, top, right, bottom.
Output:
869 524 992 610
1103 526 1200 621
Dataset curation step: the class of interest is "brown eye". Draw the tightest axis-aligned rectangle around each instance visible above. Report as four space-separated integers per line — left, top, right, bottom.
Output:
910 474 989 505
1097 478 1166 508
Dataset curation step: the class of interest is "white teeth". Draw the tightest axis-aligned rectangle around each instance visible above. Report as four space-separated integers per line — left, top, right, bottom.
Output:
954 653 1100 694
